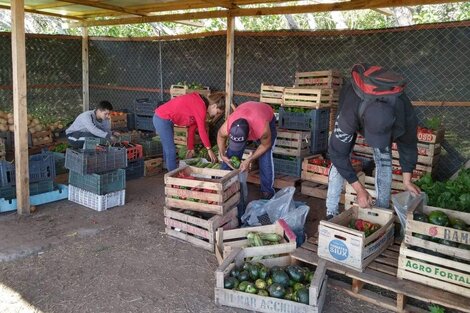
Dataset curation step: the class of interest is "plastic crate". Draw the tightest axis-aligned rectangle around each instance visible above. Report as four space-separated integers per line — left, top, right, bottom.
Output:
53 152 67 175
273 154 303 177
83 137 108 151
0 151 56 187
0 180 54 200
135 115 154 131
278 107 330 131
134 98 157 117
68 169 126 195
64 147 127 175
68 185 125 212
113 142 143 161
138 138 163 157
310 129 329 154
0 184 68 213
126 158 144 180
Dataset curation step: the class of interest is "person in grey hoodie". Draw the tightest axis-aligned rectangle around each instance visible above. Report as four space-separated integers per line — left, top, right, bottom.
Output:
66 101 120 149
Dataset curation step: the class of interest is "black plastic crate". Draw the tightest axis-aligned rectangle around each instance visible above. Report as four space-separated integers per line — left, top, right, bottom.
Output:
135 115 154 131
65 147 127 175
310 129 329 154
134 98 157 117
126 158 144 180
273 154 303 177
69 169 126 195
138 138 163 157
279 107 330 131
0 151 56 187
0 180 55 199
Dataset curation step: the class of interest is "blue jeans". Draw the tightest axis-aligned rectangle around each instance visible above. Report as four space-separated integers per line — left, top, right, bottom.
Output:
153 114 177 171
222 118 277 196
326 146 392 215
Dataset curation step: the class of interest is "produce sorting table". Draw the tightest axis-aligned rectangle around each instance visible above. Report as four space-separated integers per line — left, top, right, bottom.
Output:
291 236 470 313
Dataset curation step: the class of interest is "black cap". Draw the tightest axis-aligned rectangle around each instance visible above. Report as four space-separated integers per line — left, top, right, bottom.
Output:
363 101 395 149
228 118 249 152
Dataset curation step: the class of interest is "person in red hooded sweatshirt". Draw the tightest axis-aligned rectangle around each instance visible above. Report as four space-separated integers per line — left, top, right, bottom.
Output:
153 92 225 171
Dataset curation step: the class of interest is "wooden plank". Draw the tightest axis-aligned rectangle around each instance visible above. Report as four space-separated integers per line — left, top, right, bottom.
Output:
225 14 234 119
11 0 30 215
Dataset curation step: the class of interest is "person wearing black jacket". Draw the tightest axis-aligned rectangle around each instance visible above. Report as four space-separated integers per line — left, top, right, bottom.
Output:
326 64 421 219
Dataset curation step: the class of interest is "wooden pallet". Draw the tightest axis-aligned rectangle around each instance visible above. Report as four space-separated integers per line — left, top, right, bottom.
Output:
282 87 338 109
273 129 311 157
247 169 300 189
301 181 345 204
294 70 343 89
259 83 285 106
291 236 470 313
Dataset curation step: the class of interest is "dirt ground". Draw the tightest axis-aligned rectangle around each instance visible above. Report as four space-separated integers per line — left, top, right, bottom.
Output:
0 174 393 313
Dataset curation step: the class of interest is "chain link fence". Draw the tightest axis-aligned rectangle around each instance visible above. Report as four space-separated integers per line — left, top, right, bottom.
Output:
0 21 468 179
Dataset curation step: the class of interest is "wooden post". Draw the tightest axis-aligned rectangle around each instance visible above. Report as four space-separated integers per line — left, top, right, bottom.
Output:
11 0 30 215
82 26 89 111
225 14 235 118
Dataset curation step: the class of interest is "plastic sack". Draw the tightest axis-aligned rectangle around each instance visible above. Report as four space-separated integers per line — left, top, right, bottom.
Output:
282 204 310 246
392 191 427 237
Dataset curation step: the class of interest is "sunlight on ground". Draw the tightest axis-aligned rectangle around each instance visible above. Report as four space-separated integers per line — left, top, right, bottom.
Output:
0 283 43 313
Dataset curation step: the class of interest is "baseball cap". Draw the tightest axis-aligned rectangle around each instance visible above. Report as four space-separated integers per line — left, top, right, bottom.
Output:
363 101 395 149
228 118 249 152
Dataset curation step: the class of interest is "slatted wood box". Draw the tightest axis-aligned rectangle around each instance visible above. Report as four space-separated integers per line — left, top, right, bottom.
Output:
110 113 127 130
215 247 328 313
273 129 311 157
353 144 439 167
215 219 297 265
170 84 210 99
260 83 285 106
144 157 163 176
164 206 238 252
282 87 338 109
318 206 395 271
301 155 362 185
397 199 470 297
30 130 53 147
294 70 343 89
173 126 202 146
417 127 445 144
356 135 442 157
164 165 240 215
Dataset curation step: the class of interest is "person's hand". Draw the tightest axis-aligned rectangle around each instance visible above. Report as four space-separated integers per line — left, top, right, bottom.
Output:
220 154 235 170
185 149 195 159
207 149 218 163
239 159 252 173
109 135 118 143
113 131 121 137
356 189 374 208
404 181 421 196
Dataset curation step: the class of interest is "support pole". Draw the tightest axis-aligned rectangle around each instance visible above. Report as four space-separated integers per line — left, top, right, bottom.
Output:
82 26 89 111
225 14 235 118
11 0 30 215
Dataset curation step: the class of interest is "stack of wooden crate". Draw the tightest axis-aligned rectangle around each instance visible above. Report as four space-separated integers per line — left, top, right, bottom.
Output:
163 165 241 252
272 129 311 178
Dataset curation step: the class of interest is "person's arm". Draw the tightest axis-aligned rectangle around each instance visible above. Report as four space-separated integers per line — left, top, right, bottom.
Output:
217 120 234 168
82 114 110 139
395 95 421 195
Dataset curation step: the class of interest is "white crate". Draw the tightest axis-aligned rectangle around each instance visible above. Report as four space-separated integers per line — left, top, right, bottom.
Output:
68 185 125 212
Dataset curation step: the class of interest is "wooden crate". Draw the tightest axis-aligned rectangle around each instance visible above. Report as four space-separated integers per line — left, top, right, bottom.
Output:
273 129 310 157
144 157 163 176
110 113 127 130
259 83 285 106
356 135 442 157
30 130 53 147
294 70 343 89
215 219 297 265
417 127 445 144
247 170 300 189
282 87 338 109
301 181 345 204
170 84 210 99
173 125 202 146
353 144 439 167
292 236 470 313
164 165 240 215
397 199 470 297
301 155 362 185
318 206 395 271
164 206 238 252
215 247 328 313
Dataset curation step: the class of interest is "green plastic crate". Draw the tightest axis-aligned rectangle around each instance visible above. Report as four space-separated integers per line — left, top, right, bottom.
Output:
68 169 126 195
